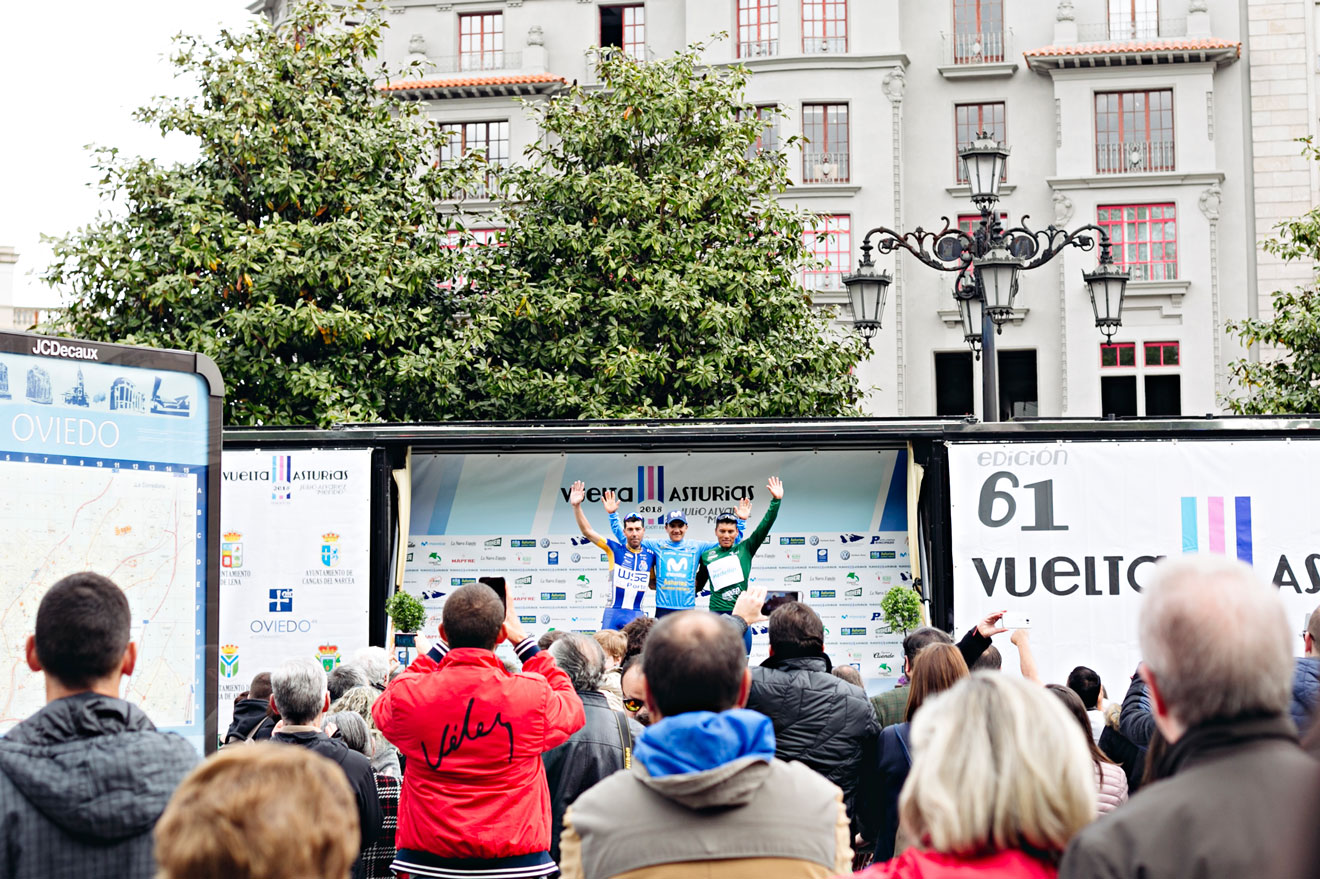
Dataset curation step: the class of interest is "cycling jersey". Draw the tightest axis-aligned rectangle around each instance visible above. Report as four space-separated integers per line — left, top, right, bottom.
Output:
699 497 780 613
612 513 744 610
591 533 657 628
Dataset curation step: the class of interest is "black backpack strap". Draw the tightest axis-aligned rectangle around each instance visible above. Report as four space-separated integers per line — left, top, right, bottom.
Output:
613 710 633 769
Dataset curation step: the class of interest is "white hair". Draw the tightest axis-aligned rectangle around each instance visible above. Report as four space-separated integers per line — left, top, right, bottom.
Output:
1139 555 1292 729
549 633 605 692
900 673 1096 857
271 657 328 725
352 646 390 686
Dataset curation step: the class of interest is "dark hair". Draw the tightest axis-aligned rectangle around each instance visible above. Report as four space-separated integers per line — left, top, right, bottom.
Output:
1046 683 1112 769
621 615 656 659
623 514 644 524
768 601 824 657
1066 666 1102 710
902 626 954 667
1142 727 1170 787
970 645 1001 671
247 672 273 702
34 572 131 688
643 611 747 716
441 583 506 650
905 643 968 722
538 630 568 651
620 651 643 678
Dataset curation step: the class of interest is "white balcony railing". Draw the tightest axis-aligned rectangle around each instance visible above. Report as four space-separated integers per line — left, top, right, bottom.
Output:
426 50 520 74
1095 140 1175 175
803 36 847 54
802 151 850 184
943 30 1010 65
1077 18 1186 42
738 39 779 58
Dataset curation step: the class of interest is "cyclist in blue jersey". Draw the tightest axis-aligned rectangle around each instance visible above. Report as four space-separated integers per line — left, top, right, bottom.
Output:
568 480 658 630
611 500 750 617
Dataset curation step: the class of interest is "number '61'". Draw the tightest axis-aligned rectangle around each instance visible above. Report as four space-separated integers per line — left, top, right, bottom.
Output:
977 471 1068 532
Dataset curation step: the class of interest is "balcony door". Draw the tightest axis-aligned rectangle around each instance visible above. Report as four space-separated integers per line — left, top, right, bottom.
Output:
952 0 1004 63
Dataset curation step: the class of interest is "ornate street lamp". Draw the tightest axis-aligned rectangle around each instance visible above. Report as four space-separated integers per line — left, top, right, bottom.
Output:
846 135 1130 421
841 243 892 349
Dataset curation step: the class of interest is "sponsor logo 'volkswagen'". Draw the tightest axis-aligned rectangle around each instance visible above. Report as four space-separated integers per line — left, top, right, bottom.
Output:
540 538 551 548
571 553 582 563
840 550 851 560
809 536 820 546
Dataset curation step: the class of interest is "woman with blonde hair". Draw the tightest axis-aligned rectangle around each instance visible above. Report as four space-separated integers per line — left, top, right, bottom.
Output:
854 674 1097 878
872 642 970 862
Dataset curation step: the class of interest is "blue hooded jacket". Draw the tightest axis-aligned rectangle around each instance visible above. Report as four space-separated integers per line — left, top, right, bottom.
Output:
635 709 776 777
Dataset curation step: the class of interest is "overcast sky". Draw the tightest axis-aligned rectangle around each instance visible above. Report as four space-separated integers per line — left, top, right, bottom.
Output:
0 1 255 307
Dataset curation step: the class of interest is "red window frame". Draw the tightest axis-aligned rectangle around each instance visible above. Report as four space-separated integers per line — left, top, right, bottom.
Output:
1097 203 1177 281
1109 0 1159 40
621 6 645 58
1095 90 1174 173
802 215 852 289
737 0 779 58
744 104 780 158
1144 341 1179 366
1100 342 1137 368
952 0 1005 63
954 102 1006 184
459 12 503 71
440 228 507 290
439 121 510 197
802 103 849 183
802 0 847 53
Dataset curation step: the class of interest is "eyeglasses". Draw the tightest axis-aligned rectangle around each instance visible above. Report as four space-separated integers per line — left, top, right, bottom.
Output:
623 698 644 713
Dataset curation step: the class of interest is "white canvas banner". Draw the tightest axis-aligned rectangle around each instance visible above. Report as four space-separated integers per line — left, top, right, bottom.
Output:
951 439 1320 699
217 448 372 736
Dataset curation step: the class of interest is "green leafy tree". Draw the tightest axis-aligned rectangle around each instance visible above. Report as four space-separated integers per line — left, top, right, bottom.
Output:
880 585 922 636
1228 139 1320 414
46 1 477 426
457 45 865 418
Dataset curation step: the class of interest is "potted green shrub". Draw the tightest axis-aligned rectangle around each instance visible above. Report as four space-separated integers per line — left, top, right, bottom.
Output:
384 590 428 665
880 585 923 637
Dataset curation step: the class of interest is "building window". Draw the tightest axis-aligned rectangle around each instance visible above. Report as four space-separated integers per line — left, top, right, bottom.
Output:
802 0 846 53
441 228 506 291
440 121 510 198
803 215 852 290
935 352 975 416
998 349 1038 419
737 0 778 58
459 12 503 71
1095 89 1174 174
1145 340 1179 366
601 5 646 59
1097 204 1177 281
952 0 1005 63
1099 340 1181 417
802 103 849 183
1100 342 1136 367
744 104 780 159
955 103 1006 184
1109 0 1159 40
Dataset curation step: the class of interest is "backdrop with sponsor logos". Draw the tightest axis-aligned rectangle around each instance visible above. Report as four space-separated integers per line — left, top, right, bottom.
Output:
950 439 1320 699
217 448 372 738
405 449 915 683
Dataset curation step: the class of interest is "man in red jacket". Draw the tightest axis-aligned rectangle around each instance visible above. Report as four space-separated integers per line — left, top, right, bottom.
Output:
373 583 585 879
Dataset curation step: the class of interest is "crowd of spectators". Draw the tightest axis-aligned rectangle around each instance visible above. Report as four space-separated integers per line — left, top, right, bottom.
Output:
5 557 1320 879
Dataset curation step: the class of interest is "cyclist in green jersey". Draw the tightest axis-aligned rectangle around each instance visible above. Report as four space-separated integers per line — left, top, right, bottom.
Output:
697 476 783 617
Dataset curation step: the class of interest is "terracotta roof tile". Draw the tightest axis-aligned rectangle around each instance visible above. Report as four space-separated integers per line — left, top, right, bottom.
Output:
1024 38 1240 58
380 74 566 91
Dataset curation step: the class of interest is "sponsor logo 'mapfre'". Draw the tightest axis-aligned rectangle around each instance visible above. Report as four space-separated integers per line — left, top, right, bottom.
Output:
31 338 99 360
219 644 239 679
779 537 805 546
268 588 293 612
320 532 340 568
841 627 866 636
222 532 243 569
317 645 341 672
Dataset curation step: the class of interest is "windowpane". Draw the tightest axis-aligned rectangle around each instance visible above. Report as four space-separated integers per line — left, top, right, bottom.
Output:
744 104 780 159
935 352 975 416
803 0 847 52
1097 203 1177 281
1109 0 1160 41
803 103 849 183
1095 90 1174 174
459 13 503 71
600 6 646 58
954 102 1006 183
802 215 851 289
737 0 779 57
439 121 509 198
1100 342 1135 368
1101 375 1138 417
997 349 1038 420
952 0 1004 62
1145 374 1181 416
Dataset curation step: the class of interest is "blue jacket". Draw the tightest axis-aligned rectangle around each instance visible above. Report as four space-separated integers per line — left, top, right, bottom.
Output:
872 722 913 862
634 709 775 777
1289 657 1320 736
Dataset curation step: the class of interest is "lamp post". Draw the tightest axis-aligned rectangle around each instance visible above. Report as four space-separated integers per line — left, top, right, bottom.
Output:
842 133 1130 422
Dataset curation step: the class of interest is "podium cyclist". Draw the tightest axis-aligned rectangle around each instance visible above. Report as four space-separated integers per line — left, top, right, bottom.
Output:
568 480 658 630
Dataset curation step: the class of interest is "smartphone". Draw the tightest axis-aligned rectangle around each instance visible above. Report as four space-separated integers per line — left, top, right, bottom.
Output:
761 590 800 617
1001 612 1032 629
479 576 507 608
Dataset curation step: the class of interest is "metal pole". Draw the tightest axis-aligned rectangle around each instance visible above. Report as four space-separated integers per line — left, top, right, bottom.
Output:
981 311 998 422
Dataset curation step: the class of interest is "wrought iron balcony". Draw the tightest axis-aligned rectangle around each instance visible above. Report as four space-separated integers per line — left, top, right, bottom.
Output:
943 30 1010 65
802 151 850 184
802 36 847 54
738 39 779 59
1095 140 1175 175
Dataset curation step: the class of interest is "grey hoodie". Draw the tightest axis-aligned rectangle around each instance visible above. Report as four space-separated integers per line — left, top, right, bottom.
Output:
0 692 198 879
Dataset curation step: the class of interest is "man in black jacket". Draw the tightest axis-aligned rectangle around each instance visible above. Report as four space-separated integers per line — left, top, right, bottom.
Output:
0 572 199 879
744 601 880 840
271 656 382 879
542 633 642 863
1060 556 1320 879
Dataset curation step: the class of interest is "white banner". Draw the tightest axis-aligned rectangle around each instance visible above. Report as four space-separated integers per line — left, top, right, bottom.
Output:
951 439 1320 699
217 449 373 736
406 450 914 687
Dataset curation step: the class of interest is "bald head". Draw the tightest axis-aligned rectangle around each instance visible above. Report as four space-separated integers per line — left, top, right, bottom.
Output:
1140 556 1292 731
441 583 505 650
642 611 748 718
